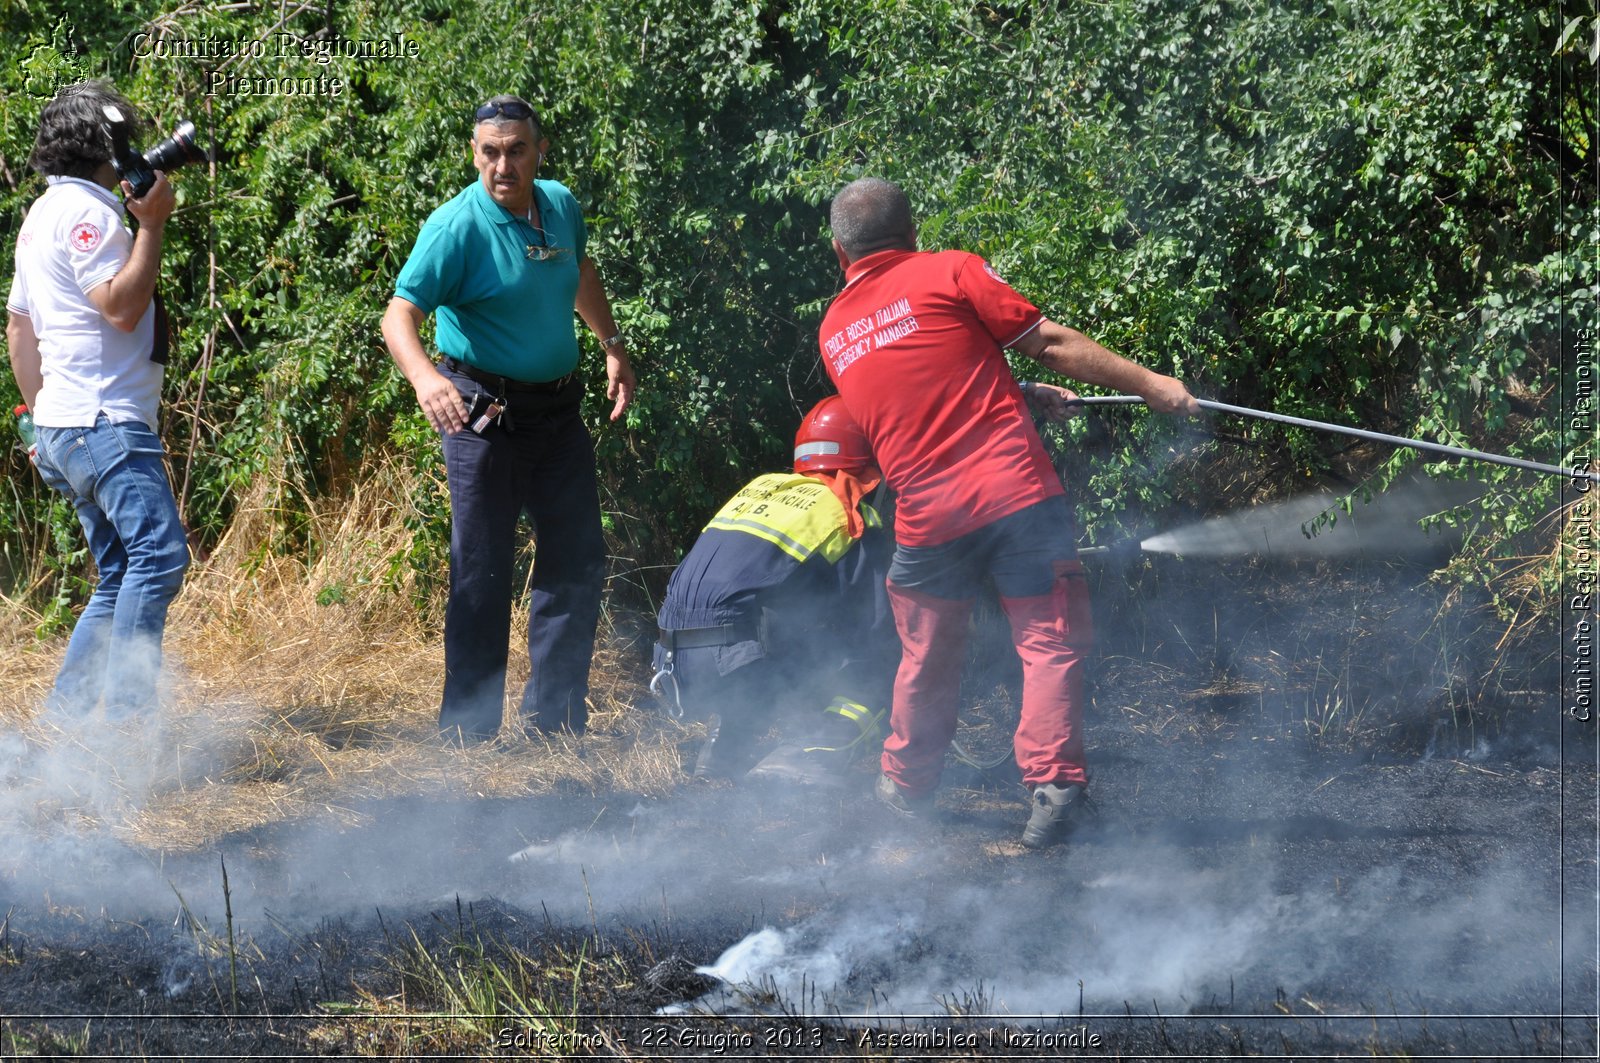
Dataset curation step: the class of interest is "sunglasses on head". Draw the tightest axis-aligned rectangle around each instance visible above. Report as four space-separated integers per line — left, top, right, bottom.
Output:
475 100 535 122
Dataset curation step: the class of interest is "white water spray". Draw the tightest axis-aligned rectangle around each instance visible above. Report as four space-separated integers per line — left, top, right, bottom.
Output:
1137 473 1485 559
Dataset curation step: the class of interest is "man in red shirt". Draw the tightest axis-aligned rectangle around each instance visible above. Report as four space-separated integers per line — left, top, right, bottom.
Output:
819 177 1199 847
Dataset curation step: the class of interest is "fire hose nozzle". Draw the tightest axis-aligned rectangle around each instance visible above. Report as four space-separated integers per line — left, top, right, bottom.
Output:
1078 538 1143 563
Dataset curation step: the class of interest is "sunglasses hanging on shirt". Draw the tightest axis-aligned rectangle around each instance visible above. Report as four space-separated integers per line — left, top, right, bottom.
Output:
524 223 570 262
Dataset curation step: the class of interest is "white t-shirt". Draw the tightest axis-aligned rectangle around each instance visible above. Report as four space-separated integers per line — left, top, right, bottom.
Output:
6 176 162 429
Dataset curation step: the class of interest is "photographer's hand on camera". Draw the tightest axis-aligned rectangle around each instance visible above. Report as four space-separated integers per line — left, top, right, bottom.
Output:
122 170 175 229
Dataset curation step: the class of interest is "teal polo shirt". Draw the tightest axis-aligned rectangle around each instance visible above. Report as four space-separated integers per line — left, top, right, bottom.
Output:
394 179 588 382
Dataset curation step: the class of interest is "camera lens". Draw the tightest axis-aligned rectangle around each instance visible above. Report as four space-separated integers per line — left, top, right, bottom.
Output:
142 121 207 173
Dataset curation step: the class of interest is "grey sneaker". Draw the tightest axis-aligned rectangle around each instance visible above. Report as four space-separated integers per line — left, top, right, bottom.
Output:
1021 782 1086 849
875 773 935 819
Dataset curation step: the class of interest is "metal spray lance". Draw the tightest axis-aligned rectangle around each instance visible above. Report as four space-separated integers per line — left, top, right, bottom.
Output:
1066 395 1600 484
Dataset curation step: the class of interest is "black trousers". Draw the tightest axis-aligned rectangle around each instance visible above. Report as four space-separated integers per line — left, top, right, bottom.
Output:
438 368 605 739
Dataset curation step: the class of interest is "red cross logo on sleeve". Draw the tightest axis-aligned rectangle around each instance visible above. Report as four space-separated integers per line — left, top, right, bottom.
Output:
69 222 102 252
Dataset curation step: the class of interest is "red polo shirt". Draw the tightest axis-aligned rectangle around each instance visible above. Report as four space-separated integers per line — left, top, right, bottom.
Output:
819 248 1064 547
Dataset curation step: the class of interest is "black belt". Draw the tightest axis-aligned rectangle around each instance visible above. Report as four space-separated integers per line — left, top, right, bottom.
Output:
657 620 761 652
442 357 575 396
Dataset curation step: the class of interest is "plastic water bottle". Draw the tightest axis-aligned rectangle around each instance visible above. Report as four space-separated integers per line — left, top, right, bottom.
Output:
12 405 35 458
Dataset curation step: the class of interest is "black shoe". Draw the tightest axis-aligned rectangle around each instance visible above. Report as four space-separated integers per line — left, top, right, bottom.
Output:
692 714 730 779
527 717 586 738
746 743 851 788
439 726 497 749
875 773 936 819
1021 782 1086 849
525 722 585 742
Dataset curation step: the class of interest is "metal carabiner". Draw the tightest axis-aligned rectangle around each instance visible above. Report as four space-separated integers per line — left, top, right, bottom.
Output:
648 650 685 719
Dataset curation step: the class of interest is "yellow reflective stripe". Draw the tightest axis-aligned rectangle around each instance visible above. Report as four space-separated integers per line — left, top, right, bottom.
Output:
705 516 817 563
825 697 872 723
703 473 855 564
806 698 885 753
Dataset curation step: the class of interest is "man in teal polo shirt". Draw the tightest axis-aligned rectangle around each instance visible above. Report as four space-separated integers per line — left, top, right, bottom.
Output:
381 94 636 744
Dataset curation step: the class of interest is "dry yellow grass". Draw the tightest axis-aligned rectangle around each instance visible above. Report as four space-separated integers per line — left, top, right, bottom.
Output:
0 455 694 855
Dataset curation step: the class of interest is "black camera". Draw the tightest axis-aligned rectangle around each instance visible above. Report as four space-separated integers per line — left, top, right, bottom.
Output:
101 104 208 199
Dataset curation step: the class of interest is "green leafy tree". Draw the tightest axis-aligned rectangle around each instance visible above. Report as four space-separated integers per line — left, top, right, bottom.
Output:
0 0 1588 632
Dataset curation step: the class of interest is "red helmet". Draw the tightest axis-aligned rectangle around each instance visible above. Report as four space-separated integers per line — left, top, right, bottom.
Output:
794 396 872 474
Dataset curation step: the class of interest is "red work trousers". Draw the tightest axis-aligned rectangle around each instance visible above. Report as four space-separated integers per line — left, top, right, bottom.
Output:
882 559 1093 795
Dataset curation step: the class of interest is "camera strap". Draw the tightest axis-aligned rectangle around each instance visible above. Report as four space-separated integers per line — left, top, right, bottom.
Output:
150 293 170 365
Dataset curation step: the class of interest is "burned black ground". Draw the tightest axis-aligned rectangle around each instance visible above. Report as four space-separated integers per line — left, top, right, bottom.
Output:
1 558 1596 1060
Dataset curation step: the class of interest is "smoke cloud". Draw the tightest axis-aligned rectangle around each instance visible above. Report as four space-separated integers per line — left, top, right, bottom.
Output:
0 558 1589 1050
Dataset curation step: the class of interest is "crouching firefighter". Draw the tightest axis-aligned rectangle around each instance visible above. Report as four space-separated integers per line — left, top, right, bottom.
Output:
651 397 899 785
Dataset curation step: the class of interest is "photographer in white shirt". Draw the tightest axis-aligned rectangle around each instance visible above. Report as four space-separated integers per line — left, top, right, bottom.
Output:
6 80 189 718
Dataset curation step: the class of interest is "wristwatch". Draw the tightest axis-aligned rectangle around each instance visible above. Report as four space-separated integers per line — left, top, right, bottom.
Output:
599 332 626 350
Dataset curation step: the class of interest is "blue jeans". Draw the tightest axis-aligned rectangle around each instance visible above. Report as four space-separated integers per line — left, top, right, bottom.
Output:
33 415 190 716
438 370 605 740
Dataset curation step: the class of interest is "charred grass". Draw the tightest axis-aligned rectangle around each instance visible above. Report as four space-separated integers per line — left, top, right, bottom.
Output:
1084 551 1555 761
1 893 1578 1059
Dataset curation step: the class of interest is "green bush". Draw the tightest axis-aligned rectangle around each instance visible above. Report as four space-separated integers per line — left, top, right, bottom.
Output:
1 0 1588 625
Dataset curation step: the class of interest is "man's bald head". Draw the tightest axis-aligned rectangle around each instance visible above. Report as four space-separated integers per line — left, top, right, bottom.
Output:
829 178 916 262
